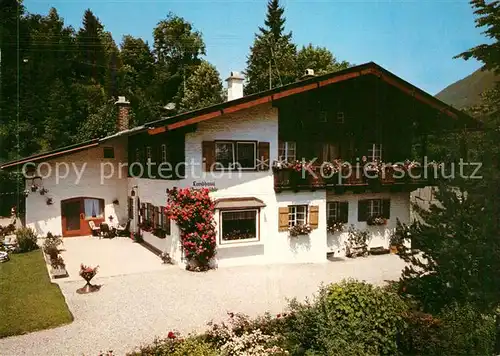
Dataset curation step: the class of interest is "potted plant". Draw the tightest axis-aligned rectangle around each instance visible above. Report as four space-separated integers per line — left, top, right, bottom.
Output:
345 226 369 258
289 223 312 237
50 256 68 278
327 219 345 233
77 264 100 294
39 188 48 195
133 231 143 243
31 184 38 192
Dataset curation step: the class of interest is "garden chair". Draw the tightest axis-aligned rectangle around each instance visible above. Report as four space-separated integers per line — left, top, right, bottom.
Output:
88 221 100 237
115 219 130 237
99 223 114 239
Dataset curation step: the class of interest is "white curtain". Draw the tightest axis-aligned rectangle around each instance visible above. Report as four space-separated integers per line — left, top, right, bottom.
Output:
84 199 101 218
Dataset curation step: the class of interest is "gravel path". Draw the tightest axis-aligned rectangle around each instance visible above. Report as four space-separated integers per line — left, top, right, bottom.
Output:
0 255 406 356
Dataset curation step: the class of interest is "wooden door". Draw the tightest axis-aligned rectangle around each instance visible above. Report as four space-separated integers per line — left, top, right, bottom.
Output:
61 197 105 237
61 199 84 237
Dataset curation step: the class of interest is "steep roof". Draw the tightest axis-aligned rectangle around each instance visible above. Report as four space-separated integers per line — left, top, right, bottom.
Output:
0 62 479 169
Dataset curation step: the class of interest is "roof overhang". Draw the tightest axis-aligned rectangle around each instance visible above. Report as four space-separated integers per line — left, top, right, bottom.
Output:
214 197 266 210
144 62 480 134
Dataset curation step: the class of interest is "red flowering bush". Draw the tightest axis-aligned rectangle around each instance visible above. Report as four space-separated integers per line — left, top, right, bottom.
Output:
166 188 216 270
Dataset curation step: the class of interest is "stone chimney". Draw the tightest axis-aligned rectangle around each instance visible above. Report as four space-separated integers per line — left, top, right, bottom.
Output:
301 68 315 80
115 96 130 131
225 71 244 101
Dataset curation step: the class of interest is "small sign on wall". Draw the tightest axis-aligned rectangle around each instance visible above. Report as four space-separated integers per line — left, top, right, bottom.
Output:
165 181 218 194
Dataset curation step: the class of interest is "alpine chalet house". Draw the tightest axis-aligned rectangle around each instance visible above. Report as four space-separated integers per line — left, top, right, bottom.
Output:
0 62 477 267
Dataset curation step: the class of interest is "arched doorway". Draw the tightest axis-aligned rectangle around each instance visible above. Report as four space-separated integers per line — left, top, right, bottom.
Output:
61 197 105 237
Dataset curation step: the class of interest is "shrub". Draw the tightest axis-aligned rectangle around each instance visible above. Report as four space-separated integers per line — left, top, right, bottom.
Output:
204 313 288 356
15 227 38 253
166 188 216 270
284 279 408 356
398 303 496 355
127 334 217 356
0 224 15 237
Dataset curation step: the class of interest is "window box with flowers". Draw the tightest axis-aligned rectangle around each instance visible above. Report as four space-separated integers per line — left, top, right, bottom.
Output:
327 201 348 233
289 223 312 237
278 204 319 237
358 199 390 226
367 215 387 226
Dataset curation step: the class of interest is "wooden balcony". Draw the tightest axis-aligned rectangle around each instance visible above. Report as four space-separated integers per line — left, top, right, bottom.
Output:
273 165 432 193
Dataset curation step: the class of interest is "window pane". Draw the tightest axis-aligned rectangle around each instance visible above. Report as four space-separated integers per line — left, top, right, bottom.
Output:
328 202 339 220
221 210 257 242
287 142 296 162
215 143 234 168
84 199 103 218
278 141 286 160
236 142 256 168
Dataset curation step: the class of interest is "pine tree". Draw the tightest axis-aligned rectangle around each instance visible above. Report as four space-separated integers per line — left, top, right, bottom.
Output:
244 0 297 95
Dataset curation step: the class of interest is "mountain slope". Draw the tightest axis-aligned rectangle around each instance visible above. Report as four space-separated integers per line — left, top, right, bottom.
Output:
435 68 498 109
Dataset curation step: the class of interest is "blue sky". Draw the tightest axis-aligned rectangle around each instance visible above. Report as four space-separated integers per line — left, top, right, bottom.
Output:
25 0 487 95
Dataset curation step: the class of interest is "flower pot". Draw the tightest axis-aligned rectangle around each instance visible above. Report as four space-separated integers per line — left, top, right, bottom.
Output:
390 245 398 254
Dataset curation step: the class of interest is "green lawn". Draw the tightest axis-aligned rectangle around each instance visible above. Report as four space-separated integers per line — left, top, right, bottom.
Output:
0 249 73 338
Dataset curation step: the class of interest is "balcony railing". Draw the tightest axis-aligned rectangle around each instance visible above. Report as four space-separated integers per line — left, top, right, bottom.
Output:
273 163 434 193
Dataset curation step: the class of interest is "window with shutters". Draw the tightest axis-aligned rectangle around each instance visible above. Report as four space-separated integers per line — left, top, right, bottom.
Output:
327 202 348 223
288 205 308 227
278 141 296 163
220 209 259 244
214 141 257 170
368 199 382 217
162 207 171 235
358 199 390 221
368 143 383 162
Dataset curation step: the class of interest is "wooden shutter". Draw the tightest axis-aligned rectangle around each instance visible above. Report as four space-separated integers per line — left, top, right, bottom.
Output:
358 200 368 222
202 141 215 172
278 207 289 231
257 142 270 171
309 205 319 229
154 206 159 228
165 208 171 235
339 202 349 223
382 199 391 219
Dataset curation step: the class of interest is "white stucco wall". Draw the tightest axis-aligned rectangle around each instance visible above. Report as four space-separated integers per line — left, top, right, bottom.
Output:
25 137 129 237
129 103 413 267
129 104 280 267
23 101 413 268
326 191 411 257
